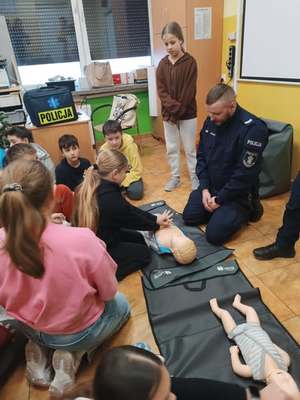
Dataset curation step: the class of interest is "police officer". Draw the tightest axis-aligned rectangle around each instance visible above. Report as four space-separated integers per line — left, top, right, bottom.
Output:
183 84 268 245
253 170 300 260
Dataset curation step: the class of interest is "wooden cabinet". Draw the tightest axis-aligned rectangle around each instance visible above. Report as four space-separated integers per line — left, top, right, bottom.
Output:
27 112 96 165
151 0 187 35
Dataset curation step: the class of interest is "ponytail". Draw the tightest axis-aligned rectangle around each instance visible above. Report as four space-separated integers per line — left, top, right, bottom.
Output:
72 150 128 232
72 166 100 232
0 160 53 278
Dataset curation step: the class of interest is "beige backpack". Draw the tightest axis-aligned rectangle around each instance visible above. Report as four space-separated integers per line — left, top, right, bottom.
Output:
109 94 139 129
84 62 113 88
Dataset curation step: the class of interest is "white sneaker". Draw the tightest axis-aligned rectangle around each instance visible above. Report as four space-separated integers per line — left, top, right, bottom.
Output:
25 340 52 387
164 177 180 192
49 350 84 397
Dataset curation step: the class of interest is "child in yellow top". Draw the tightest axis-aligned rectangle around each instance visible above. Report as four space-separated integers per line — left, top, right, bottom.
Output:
101 120 144 200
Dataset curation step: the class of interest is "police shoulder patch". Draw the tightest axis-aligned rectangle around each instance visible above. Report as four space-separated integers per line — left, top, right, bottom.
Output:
247 139 262 148
243 151 258 168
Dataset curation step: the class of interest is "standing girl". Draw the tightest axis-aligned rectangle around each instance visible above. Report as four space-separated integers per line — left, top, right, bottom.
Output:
0 160 130 397
73 149 172 281
156 21 198 192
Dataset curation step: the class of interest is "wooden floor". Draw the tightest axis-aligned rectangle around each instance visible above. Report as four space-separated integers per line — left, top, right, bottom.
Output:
1 135 300 399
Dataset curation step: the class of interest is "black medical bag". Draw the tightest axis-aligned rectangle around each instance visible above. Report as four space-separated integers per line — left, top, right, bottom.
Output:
23 86 78 127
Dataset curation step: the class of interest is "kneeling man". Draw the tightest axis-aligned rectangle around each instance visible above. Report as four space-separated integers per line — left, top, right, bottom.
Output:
183 84 268 245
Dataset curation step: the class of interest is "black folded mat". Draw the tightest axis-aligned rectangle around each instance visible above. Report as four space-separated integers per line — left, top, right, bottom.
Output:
140 201 300 388
143 258 239 290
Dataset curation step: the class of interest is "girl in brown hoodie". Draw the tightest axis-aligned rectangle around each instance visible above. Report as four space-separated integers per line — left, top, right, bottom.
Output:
156 21 199 192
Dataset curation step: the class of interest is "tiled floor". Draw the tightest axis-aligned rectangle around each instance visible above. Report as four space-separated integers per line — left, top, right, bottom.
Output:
1 136 299 399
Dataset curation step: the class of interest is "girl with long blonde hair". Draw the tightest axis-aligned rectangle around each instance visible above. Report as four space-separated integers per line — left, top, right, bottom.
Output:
73 149 172 280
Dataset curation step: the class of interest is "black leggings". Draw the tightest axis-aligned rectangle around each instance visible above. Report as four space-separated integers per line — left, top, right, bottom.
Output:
108 230 151 281
171 377 247 400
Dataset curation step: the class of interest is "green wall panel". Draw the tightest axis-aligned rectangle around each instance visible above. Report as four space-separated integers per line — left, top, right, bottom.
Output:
86 91 152 141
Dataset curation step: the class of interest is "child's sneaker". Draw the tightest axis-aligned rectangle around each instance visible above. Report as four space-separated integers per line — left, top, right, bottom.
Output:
25 340 52 387
49 349 84 397
164 177 180 192
133 342 165 363
134 342 152 352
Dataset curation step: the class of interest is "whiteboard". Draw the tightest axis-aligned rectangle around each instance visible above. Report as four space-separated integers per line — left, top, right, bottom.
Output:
240 0 300 82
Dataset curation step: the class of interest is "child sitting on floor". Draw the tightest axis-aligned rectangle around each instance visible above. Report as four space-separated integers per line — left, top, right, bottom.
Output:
100 120 144 200
72 149 172 281
55 134 91 191
60 346 259 400
5 126 55 180
0 159 130 397
5 143 74 222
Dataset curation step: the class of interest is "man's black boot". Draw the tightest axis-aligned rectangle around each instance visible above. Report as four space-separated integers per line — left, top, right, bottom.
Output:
249 196 264 222
253 242 295 260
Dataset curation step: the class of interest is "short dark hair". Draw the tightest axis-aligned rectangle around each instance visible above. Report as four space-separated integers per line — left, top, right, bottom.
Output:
93 346 163 400
5 126 34 143
206 84 236 105
58 134 79 151
6 143 36 164
102 120 123 136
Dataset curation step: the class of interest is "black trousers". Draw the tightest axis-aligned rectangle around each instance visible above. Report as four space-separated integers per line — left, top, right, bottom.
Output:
171 377 246 400
276 170 300 248
183 188 250 245
108 230 151 281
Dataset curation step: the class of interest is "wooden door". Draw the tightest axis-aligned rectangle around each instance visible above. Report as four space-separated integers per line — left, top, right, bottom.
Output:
149 0 223 139
186 0 224 133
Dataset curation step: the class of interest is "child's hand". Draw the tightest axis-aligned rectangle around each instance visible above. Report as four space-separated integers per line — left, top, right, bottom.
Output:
229 345 239 355
51 213 66 224
156 210 173 228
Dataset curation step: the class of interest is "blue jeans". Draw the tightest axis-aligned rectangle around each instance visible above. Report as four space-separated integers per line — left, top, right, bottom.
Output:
15 292 130 354
126 179 144 200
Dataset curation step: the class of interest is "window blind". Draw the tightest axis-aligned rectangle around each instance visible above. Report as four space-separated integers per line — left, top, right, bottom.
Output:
82 0 151 60
0 0 79 66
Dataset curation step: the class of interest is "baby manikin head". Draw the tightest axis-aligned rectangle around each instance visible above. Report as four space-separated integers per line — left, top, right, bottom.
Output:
170 235 197 265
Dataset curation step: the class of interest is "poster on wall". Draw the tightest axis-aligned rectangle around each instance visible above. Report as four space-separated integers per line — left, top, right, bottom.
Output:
194 7 212 40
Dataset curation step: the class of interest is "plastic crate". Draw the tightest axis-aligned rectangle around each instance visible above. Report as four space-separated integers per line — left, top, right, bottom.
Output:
5 109 26 125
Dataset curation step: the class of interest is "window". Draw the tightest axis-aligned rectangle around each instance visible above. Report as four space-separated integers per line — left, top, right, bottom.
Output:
82 0 151 60
0 0 151 84
0 0 79 66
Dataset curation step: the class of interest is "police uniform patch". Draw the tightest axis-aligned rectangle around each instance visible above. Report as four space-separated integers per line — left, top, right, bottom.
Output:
243 151 258 168
247 139 262 148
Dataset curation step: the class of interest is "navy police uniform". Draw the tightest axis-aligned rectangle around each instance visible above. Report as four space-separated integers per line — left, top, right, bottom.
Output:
276 170 300 249
183 105 268 245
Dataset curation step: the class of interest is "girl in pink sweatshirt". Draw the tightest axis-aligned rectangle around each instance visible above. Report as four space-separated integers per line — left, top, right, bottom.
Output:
0 159 130 397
